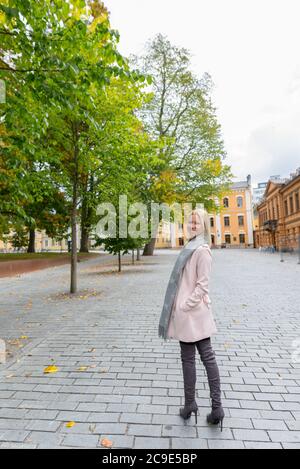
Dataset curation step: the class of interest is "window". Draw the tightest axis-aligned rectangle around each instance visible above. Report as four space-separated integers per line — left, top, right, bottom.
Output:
210 217 214 228
239 234 245 244
238 215 244 226
223 197 229 208
237 196 243 208
290 196 294 214
296 192 300 212
225 234 231 244
284 200 288 216
224 216 230 227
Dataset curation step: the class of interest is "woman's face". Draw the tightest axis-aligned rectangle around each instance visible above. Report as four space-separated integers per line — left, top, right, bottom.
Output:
187 211 204 239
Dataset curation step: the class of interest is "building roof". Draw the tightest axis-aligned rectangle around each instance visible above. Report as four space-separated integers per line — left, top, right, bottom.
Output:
231 175 252 190
231 181 249 189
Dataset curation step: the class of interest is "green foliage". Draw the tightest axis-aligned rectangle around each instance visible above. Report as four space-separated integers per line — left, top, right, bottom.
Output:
134 34 233 216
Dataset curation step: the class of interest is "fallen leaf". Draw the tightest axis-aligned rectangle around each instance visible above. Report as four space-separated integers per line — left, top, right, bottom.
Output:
100 438 113 448
65 421 76 428
44 365 59 374
77 366 89 372
100 368 108 373
20 336 28 340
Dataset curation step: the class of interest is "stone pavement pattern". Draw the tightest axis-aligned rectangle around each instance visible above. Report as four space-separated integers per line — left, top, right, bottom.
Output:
0 249 300 449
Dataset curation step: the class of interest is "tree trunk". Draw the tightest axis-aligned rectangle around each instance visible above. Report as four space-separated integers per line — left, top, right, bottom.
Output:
118 251 121 272
70 124 79 294
80 226 89 253
137 247 141 261
132 250 135 264
27 228 35 253
80 177 90 253
70 185 78 294
143 237 156 256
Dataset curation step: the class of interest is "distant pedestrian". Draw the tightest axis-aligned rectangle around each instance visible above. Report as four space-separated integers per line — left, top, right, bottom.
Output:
158 208 224 431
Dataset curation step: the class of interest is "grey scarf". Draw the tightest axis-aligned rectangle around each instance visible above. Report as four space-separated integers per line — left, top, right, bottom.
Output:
158 233 208 341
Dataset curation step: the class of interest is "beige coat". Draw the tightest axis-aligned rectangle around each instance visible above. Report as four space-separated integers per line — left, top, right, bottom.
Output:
167 244 217 342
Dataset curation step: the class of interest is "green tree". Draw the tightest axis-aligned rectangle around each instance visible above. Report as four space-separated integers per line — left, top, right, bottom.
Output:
135 34 233 255
0 0 146 292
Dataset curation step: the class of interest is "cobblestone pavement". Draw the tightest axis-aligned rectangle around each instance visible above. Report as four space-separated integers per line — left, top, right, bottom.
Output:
0 249 299 449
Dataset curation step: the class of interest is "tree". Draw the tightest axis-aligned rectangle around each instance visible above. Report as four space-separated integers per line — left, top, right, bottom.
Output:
134 34 233 255
0 0 146 292
78 77 155 254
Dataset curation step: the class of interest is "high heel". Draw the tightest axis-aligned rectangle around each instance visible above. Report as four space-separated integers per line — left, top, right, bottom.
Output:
194 409 198 425
179 402 198 422
206 407 225 432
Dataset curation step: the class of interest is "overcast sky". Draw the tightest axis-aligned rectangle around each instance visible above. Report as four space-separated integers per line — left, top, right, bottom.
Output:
106 0 300 187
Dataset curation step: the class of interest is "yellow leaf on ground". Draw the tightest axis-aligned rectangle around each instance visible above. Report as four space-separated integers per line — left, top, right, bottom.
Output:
77 366 89 372
44 365 58 374
65 421 76 428
20 336 28 339
100 438 113 448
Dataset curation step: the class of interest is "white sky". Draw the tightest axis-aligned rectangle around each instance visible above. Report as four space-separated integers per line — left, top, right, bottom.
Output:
106 0 300 187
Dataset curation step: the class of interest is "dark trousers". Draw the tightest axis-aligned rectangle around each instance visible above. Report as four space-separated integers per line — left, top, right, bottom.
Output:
179 337 222 409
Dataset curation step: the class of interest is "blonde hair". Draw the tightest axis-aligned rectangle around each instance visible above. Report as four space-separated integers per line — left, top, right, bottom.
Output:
186 207 211 247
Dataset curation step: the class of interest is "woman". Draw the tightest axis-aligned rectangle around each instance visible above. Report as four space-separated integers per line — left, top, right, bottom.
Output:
158 208 224 430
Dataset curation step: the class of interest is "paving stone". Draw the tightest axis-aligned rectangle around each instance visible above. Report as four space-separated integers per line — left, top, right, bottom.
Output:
208 440 245 449
268 431 300 443
61 434 99 448
134 437 170 449
120 413 152 424
127 424 162 437
233 429 270 442
244 442 282 449
252 419 288 431
172 438 208 449
0 430 30 442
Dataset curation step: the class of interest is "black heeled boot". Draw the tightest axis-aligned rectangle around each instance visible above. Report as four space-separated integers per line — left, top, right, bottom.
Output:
179 342 198 424
206 407 225 431
179 402 198 423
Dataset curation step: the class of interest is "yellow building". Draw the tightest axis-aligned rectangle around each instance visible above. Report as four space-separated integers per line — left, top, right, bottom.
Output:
155 220 184 249
210 175 254 248
155 175 254 249
0 230 70 253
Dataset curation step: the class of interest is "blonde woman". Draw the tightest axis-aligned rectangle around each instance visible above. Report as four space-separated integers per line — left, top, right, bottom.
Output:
158 208 224 431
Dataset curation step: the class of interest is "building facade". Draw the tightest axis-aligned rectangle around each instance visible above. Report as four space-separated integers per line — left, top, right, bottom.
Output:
155 175 254 249
255 169 300 250
209 175 254 248
252 176 281 206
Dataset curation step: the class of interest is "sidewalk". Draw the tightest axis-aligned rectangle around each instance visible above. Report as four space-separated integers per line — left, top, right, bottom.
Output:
0 249 300 449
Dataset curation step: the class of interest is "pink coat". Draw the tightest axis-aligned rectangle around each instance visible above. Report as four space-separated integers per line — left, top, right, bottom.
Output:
167 245 217 342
